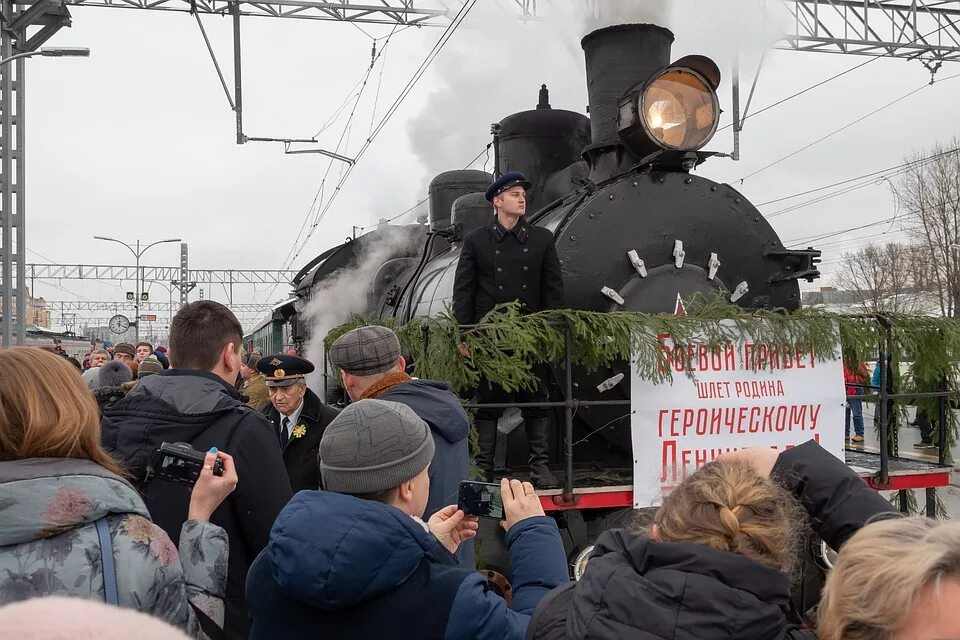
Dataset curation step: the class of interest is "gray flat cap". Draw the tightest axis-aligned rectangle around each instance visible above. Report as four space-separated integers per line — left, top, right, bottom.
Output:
320 399 435 495
328 325 401 376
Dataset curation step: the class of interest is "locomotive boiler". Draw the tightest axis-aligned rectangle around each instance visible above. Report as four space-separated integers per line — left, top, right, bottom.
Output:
291 22 822 468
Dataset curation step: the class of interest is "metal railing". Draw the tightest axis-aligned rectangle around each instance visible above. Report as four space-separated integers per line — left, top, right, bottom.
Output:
321 315 958 514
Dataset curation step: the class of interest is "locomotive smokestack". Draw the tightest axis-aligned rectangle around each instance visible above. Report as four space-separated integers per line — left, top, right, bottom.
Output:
581 24 674 150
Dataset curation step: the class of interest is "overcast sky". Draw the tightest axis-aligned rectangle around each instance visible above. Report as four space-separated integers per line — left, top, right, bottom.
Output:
24 0 960 329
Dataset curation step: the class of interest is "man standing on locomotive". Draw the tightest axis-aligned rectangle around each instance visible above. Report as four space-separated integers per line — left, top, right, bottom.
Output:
453 170 564 488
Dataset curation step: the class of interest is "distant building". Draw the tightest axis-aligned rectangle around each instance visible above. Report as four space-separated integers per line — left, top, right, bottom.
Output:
25 288 51 328
0 288 51 328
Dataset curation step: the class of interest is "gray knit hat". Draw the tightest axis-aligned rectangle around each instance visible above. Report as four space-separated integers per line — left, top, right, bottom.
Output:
328 325 401 376
320 399 435 495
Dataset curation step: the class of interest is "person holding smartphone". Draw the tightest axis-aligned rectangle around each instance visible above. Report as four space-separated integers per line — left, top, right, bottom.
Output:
246 399 570 640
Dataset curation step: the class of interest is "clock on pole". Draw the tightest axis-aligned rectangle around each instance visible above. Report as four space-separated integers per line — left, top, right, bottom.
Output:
109 314 130 334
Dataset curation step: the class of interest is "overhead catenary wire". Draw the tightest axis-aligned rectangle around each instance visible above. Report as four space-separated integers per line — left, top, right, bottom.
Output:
280 0 478 270
756 144 960 211
721 18 955 137
279 22 404 274
357 144 492 233
738 72 960 184
785 191 960 247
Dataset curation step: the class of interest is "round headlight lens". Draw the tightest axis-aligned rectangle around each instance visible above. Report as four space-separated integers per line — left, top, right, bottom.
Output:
641 69 719 151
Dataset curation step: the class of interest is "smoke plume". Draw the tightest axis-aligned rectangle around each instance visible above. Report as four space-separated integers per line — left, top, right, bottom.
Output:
302 230 419 390
407 0 783 179
580 0 672 31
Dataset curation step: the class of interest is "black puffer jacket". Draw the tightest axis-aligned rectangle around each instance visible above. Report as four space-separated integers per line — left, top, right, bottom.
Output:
528 442 896 640
529 532 813 640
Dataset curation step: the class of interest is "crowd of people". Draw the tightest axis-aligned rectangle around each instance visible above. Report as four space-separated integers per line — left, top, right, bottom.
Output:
0 299 956 639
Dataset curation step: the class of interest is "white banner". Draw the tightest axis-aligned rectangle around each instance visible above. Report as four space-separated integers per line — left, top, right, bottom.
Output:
631 321 845 507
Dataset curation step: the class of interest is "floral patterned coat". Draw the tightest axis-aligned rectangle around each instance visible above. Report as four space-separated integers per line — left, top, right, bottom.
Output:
0 458 228 637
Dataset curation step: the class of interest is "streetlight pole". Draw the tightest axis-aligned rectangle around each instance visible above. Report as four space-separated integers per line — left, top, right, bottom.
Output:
94 236 181 341
0 47 89 68
0 46 90 347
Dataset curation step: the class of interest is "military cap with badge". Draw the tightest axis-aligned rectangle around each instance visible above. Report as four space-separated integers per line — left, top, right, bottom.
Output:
257 354 315 387
484 170 532 203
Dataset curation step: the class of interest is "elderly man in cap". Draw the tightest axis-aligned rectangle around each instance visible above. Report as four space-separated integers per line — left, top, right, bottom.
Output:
246 399 569 640
453 170 564 487
329 325 472 565
239 351 270 410
258 353 340 492
112 342 136 364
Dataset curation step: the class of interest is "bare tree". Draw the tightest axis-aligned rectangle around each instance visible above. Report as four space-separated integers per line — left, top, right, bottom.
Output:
891 139 960 317
834 242 926 313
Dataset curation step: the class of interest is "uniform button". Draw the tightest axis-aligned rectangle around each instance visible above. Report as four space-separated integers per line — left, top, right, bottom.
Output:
523 247 528 253
522 284 527 290
522 266 528 271
498 285 504 290
497 267 502 272
495 250 500 255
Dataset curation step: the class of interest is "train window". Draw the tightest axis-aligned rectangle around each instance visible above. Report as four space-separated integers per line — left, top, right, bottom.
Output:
641 69 718 151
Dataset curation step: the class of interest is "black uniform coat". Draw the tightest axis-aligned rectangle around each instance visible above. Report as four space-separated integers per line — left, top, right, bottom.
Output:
453 217 564 325
261 387 340 492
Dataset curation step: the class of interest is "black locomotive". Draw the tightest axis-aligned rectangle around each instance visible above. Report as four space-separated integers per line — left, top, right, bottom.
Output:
290 22 821 466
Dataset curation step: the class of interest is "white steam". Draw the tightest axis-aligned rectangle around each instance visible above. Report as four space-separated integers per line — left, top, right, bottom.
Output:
407 0 783 177
581 0 672 31
302 231 418 390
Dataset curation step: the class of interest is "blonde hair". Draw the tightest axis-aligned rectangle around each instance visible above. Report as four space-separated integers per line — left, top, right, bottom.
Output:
0 346 126 476
817 517 960 640
644 460 798 573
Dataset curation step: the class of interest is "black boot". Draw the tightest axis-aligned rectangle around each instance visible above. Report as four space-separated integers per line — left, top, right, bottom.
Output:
474 419 498 483
525 417 558 488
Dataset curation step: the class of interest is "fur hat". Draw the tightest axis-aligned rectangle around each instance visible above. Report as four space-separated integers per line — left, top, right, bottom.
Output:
98 360 133 388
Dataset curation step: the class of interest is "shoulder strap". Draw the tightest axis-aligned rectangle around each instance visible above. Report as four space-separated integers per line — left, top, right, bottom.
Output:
95 516 120 606
189 602 227 640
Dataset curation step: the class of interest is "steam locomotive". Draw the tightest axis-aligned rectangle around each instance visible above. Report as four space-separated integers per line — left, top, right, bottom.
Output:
286 23 822 577
290 21 820 457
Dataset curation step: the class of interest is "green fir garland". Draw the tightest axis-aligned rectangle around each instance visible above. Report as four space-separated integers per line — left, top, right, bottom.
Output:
325 293 960 394
324 293 960 474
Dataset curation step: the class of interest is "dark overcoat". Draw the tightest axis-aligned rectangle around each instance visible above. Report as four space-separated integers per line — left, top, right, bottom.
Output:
261 387 340 492
453 217 564 325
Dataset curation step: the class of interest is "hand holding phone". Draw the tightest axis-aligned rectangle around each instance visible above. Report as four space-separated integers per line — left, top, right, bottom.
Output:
499 477 545 532
458 481 504 519
428 505 479 554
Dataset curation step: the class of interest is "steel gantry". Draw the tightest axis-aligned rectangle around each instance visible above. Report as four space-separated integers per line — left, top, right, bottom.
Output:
27 263 298 285
0 1 453 346
5 0 960 344
46 300 274 313
776 0 960 64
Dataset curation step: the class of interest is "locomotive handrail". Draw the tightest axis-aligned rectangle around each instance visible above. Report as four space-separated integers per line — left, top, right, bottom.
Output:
445 314 958 513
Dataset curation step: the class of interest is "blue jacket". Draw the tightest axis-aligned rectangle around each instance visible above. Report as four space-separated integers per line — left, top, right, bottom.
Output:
246 491 570 640
377 379 472 564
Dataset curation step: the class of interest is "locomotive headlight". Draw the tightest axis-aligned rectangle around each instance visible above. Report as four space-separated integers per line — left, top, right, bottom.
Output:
642 69 718 150
617 56 721 160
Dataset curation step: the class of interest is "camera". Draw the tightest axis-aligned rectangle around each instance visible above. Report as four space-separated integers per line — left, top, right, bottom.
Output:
146 442 223 487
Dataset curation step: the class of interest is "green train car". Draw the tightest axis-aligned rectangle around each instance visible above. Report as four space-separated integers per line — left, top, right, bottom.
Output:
244 300 297 356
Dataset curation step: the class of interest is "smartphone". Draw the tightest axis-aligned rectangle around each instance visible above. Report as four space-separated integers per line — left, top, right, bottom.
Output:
458 481 504 519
